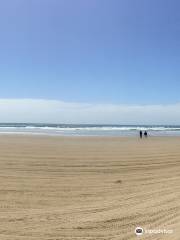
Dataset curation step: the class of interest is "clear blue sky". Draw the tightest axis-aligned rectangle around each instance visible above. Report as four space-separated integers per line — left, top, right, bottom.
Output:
0 0 180 104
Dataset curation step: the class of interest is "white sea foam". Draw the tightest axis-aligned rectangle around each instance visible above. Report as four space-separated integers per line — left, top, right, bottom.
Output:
0 124 180 136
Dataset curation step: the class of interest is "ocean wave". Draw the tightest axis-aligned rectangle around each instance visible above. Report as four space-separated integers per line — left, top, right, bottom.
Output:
32 126 180 131
0 124 180 136
0 125 180 132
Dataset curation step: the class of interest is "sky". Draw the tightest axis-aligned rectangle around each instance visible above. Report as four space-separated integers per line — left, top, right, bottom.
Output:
1 99 180 124
0 0 180 123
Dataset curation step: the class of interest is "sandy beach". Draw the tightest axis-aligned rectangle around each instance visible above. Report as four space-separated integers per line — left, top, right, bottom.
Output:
0 135 180 240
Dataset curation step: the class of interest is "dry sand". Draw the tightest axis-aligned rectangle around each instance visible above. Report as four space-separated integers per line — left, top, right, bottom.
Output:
0 135 180 240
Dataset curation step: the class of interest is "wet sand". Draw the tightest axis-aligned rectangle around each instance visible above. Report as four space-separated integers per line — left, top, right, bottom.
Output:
0 135 180 240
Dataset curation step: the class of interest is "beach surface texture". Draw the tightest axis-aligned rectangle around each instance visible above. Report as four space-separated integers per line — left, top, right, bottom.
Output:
0 135 180 240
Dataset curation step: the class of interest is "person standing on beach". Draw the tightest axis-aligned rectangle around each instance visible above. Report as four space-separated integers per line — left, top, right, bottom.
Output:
139 130 143 139
144 131 148 138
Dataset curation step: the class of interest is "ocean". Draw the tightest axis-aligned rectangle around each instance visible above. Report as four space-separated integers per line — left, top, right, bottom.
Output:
0 123 180 136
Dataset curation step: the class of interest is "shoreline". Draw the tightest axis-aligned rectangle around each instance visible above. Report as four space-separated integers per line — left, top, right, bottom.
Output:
0 124 180 138
1 132 180 138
